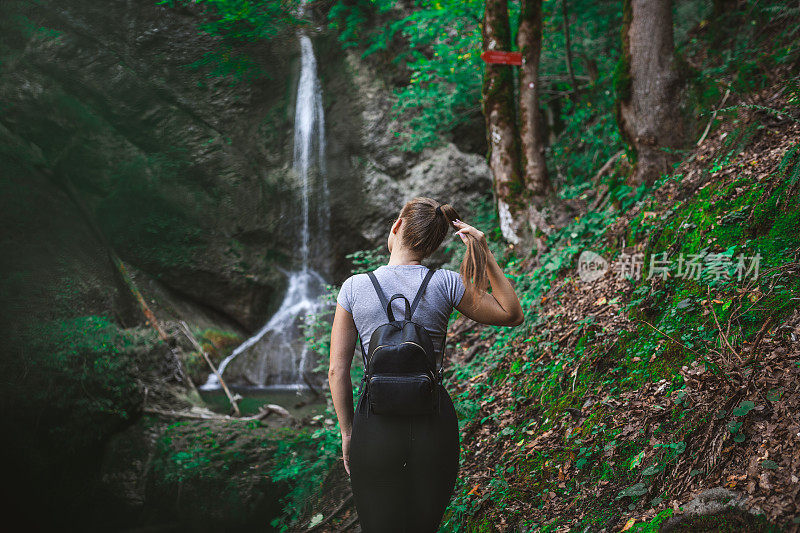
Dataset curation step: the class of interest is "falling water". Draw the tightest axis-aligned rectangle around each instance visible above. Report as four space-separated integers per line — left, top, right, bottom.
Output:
201 4 330 390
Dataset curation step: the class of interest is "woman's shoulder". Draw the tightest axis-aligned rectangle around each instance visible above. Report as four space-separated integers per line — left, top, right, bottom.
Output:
434 267 463 281
341 271 367 286
433 267 466 306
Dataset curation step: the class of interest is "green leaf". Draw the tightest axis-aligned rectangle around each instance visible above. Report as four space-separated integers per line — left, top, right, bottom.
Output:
728 420 743 433
734 433 746 443
761 460 779 469
616 482 649 499
732 401 755 416
642 464 662 476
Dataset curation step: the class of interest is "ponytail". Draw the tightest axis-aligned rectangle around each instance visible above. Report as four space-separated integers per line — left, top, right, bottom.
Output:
398 197 489 309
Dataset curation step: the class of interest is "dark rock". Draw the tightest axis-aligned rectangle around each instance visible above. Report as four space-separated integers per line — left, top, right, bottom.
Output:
660 487 777 532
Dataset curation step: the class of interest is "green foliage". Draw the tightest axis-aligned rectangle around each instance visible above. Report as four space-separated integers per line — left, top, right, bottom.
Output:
6 316 143 455
699 1 800 107
326 0 393 49
149 419 293 527
385 0 487 152
269 424 342 531
344 245 390 274
328 0 490 152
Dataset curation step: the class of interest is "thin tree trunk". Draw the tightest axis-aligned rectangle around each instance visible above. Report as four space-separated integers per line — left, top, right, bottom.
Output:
561 0 577 93
713 0 739 17
615 0 688 187
518 0 575 242
482 0 528 247
518 0 548 198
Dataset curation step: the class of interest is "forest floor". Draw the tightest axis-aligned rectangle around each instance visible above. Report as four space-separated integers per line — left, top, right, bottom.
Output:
292 79 800 532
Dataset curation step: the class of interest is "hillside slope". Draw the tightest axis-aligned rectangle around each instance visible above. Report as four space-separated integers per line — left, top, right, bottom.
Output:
292 80 799 533
441 85 799 532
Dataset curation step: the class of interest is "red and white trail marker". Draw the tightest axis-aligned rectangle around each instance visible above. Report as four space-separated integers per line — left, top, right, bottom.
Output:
480 50 523 66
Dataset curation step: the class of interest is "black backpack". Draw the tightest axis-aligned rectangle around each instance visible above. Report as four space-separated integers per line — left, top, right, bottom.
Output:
356 266 445 417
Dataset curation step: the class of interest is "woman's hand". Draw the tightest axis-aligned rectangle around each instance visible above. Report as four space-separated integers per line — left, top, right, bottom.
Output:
453 219 487 247
341 432 351 476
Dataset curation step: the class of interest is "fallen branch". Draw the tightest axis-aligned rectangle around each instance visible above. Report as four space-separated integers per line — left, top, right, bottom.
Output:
179 320 241 417
592 150 624 185
696 87 731 146
144 406 232 421
706 287 742 365
144 403 291 422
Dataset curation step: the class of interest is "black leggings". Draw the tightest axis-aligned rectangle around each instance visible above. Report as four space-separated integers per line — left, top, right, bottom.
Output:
349 383 460 533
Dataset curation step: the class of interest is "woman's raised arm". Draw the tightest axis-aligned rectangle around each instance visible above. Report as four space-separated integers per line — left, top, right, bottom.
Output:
452 220 524 327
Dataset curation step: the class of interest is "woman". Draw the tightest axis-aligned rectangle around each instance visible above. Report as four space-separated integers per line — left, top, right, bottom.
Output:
328 197 524 532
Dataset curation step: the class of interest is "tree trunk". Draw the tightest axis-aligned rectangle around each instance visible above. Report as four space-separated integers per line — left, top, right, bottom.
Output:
713 0 739 17
615 0 688 187
518 0 548 198
482 0 528 247
518 0 575 241
561 0 577 93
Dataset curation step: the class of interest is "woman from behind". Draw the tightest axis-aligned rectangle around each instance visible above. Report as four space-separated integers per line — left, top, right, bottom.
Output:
328 197 524 532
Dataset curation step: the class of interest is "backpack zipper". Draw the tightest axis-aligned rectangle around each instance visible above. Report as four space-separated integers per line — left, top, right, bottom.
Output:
371 340 426 354
368 341 428 369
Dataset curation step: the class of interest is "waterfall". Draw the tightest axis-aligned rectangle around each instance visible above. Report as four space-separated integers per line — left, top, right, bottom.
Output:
201 5 330 390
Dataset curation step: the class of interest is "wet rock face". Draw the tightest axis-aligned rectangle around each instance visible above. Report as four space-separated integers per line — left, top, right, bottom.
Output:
1 0 304 332
322 46 492 280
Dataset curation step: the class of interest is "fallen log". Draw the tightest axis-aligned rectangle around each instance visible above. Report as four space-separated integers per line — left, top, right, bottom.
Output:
144 403 293 422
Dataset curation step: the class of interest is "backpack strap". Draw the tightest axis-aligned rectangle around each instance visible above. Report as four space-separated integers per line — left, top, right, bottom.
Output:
358 335 368 370
367 271 390 321
368 266 437 321
409 266 437 319
437 334 447 382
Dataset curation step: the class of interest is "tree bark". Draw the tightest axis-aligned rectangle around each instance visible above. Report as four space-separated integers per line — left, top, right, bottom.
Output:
560 0 577 93
615 0 688 187
517 0 575 241
713 0 739 17
518 0 548 198
482 0 528 247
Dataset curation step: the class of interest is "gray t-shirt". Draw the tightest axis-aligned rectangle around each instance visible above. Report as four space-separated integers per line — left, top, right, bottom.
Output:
336 264 466 361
